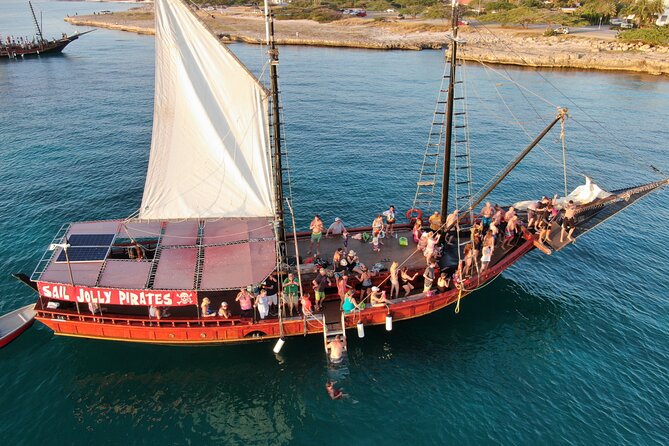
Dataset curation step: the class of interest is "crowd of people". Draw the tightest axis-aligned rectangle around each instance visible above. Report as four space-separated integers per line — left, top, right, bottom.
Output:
142 198 577 322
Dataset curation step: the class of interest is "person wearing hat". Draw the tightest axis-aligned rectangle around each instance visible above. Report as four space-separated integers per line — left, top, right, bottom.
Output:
218 301 231 319
325 217 347 238
370 287 389 307
345 250 360 275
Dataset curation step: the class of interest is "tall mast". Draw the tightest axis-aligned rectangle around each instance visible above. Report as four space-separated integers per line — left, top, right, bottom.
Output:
263 0 287 257
29 1 44 43
440 0 460 218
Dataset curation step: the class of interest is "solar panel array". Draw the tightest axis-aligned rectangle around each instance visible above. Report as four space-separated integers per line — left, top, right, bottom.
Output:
55 233 115 263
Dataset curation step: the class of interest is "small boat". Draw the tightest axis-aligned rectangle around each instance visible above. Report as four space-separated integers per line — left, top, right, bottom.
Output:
1 1 93 60
0 304 36 348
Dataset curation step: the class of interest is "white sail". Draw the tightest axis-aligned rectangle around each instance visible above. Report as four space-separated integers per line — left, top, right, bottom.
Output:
140 0 275 220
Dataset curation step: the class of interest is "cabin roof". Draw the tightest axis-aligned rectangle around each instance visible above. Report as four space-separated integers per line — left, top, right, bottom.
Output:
34 218 276 291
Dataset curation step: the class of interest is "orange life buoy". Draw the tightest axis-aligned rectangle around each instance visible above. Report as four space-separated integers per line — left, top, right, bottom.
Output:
406 208 423 221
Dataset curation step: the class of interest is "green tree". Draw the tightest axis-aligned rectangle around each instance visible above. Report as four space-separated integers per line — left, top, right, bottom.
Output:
625 0 664 27
578 0 617 24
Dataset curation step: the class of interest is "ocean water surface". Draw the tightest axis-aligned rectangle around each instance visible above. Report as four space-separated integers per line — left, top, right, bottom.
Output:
1 1 668 444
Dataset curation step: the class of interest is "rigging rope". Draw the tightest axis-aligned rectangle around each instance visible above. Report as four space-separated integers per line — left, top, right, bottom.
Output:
468 22 665 178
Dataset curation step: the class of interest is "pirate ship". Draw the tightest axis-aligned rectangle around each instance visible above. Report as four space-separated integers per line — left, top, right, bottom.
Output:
10 0 667 351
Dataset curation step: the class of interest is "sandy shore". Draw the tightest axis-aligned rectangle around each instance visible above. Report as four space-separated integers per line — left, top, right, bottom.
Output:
66 7 669 76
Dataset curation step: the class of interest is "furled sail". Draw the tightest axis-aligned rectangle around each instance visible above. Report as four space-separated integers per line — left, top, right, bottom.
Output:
140 0 275 220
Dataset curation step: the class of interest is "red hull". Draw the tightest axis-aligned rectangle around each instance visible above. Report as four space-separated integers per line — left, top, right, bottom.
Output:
35 239 535 345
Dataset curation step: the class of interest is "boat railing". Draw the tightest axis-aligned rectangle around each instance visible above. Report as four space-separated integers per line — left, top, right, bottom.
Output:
30 222 70 282
35 308 251 329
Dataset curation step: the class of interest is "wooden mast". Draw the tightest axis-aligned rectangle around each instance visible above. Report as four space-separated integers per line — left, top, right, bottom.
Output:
264 0 287 260
440 0 460 218
28 1 44 44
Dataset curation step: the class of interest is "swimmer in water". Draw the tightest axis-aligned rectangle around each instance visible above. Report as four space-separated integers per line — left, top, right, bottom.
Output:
325 381 345 400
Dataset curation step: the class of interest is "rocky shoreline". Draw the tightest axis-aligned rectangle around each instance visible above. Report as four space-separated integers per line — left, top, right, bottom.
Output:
65 7 669 76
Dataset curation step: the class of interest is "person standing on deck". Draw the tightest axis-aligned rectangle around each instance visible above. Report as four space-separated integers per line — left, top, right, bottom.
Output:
325 217 346 238
372 214 385 241
445 210 459 245
423 261 436 293
312 268 331 312
389 261 401 299
480 201 494 233
308 215 324 256
255 290 270 320
412 218 423 243
560 200 577 243
429 211 442 233
383 206 397 238
236 287 255 321
262 272 279 315
282 272 300 317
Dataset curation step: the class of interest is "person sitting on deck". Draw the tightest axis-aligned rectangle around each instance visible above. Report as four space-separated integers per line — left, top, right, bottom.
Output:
370 287 389 307
308 215 324 256
560 200 577 243
412 218 423 243
218 301 231 319
437 271 451 293
256 290 270 320
312 268 331 312
325 217 347 238
149 304 162 320
236 287 255 320
453 262 464 289
326 335 346 363
400 267 418 297
333 248 345 274
282 272 300 317
423 262 436 293
200 297 216 317
341 290 361 314
300 294 313 315
383 205 397 238
344 250 360 275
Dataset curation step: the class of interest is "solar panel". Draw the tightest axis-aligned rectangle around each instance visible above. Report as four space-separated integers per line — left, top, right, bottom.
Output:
56 246 109 263
67 234 115 247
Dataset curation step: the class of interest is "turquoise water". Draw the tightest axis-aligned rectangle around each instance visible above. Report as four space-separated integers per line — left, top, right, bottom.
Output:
1 1 669 444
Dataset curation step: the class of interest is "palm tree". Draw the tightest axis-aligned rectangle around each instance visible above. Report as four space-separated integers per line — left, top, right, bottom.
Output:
625 0 664 27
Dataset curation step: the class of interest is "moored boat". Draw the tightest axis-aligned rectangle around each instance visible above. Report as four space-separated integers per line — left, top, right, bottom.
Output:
1 1 93 59
16 0 668 349
0 304 36 348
